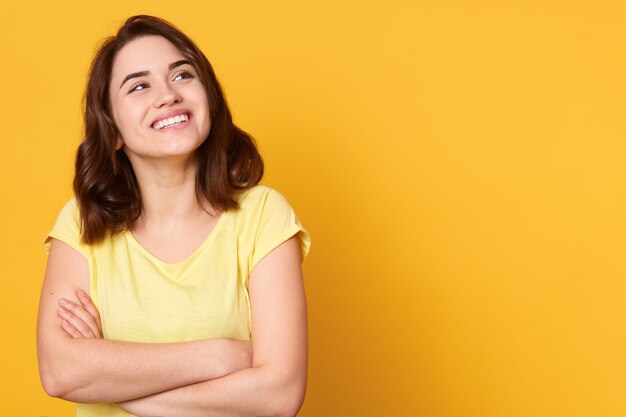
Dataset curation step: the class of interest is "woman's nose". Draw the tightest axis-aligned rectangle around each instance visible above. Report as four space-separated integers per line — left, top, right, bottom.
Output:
153 83 182 108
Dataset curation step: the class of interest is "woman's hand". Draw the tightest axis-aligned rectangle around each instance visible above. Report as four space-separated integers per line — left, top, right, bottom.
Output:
54 290 251 372
57 290 102 338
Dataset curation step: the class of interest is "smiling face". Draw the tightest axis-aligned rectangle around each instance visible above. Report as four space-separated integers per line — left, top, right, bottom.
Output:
108 35 211 164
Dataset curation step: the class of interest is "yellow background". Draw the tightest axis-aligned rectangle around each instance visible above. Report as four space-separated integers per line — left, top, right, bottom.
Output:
2 0 625 416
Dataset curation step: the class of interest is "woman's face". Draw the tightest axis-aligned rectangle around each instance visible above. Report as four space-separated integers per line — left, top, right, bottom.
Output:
108 35 211 163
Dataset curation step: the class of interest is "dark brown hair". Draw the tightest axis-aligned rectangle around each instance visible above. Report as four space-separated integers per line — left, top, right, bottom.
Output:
74 15 263 245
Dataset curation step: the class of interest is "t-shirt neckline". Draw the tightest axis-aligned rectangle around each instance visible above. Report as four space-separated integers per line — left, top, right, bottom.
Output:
124 212 227 267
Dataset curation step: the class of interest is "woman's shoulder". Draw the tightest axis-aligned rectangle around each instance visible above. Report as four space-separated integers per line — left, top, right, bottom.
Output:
232 184 298 225
233 185 310 268
44 197 86 255
50 197 81 231
235 184 281 209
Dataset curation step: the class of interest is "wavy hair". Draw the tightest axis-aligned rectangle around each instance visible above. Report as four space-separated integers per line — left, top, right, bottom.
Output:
74 15 263 245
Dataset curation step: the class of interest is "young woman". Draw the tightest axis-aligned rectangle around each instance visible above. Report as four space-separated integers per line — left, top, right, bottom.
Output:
37 15 310 417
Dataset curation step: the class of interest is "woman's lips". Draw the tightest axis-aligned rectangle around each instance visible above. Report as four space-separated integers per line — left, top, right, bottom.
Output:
152 113 191 130
150 109 193 129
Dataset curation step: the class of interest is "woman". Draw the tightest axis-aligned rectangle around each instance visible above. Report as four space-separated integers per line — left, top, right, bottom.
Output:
37 15 310 417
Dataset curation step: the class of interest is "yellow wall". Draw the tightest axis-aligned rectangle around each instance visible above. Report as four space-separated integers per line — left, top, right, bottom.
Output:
2 1 625 415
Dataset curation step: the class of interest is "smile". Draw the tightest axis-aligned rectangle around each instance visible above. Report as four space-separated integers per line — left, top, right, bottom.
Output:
152 113 190 130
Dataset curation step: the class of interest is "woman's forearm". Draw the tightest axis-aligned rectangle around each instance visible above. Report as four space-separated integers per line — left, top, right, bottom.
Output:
116 237 309 417
118 364 307 417
38 239 252 404
39 336 250 403
117 237 309 417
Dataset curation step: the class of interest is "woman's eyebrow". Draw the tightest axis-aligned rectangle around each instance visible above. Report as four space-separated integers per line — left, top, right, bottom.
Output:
120 71 149 89
119 60 193 90
169 59 192 70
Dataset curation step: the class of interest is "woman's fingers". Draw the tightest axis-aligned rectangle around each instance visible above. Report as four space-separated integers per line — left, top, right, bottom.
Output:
76 289 102 337
56 290 103 339
61 319 82 338
57 303 95 337
57 298 100 338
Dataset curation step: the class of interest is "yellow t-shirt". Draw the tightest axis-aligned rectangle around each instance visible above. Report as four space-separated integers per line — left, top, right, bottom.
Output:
44 185 310 416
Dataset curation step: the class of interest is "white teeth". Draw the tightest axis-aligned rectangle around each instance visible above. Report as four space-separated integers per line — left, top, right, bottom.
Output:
153 113 189 129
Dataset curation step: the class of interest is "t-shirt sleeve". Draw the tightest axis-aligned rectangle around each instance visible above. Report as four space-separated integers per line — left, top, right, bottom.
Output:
250 188 311 271
44 199 89 258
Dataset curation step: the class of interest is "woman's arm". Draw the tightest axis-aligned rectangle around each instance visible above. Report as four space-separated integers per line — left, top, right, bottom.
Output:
37 238 252 403
117 235 308 417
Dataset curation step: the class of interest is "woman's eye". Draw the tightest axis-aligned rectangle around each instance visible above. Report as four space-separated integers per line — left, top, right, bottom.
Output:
129 82 149 93
174 71 194 81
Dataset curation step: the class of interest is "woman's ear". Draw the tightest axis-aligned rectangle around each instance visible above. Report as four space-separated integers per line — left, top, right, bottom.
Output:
115 137 123 150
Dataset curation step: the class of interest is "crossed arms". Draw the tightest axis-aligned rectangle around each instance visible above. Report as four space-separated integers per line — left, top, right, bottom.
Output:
37 236 308 417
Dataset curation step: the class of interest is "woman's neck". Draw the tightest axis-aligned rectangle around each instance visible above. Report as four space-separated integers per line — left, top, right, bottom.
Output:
129 156 214 227
125 156 222 263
